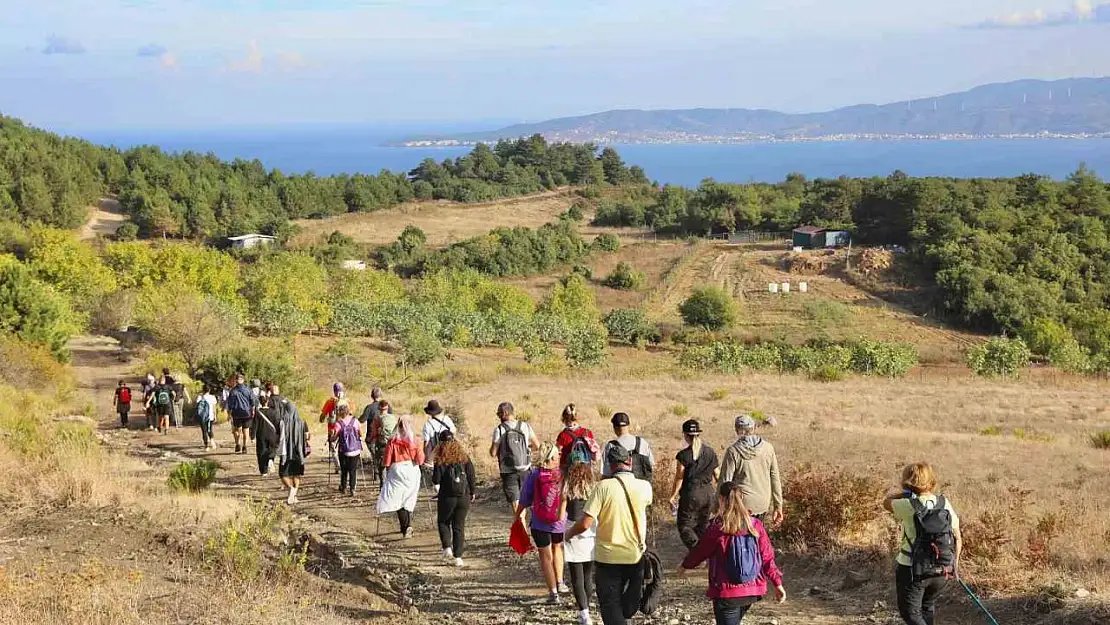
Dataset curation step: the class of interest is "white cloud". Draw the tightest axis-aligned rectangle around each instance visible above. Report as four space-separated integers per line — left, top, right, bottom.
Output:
222 40 306 74
226 40 264 73
42 35 85 55
974 1 1110 28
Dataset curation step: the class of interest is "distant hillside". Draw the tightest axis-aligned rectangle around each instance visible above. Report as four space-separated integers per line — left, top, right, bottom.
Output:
398 77 1110 145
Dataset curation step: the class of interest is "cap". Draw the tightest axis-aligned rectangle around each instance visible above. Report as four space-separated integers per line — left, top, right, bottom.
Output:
251 379 261 388
606 443 631 466
438 429 455 443
610 412 630 427
735 414 757 430
333 382 344 395
682 419 702 435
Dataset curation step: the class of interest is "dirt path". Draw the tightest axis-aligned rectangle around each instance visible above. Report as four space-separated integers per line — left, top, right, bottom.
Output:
78 197 126 241
72 334 901 625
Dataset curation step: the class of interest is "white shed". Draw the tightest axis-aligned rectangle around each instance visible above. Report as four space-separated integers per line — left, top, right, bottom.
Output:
227 234 276 249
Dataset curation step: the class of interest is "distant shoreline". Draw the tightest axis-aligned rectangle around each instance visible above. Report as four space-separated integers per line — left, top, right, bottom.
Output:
390 132 1110 148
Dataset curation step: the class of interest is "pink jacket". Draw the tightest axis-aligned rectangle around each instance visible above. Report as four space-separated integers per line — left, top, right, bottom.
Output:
681 518 783 600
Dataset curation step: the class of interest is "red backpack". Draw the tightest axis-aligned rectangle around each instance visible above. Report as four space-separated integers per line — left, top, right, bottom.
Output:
118 387 131 404
532 468 563 524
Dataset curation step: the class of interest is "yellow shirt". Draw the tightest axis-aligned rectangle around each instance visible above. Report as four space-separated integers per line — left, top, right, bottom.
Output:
583 473 653 565
891 494 960 567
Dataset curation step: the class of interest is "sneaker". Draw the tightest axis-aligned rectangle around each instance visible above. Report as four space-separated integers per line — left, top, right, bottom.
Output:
442 548 453 559
454 558 464 568
235 444 241 453
557 581 571 594
148 426 154 431
547 592 560 605
348 490 355 497
578 609 592 625
403 527 414 539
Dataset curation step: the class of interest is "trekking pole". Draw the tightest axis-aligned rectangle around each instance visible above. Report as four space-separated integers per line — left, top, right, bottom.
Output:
958 578 1002 625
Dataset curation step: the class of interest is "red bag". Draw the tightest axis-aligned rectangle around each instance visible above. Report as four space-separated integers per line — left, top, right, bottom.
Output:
509 517 534 556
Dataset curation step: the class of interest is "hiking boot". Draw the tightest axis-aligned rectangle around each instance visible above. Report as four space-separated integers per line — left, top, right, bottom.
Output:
235 444 241 453
557 581 571 594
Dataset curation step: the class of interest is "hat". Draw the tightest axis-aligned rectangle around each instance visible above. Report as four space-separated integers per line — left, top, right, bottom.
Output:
251 379 261 388
682 419 702 435
424 400 443 416
606 443 631 466
438 429 455 443
610 412 630 427
735 414 757 430
333 382 344 395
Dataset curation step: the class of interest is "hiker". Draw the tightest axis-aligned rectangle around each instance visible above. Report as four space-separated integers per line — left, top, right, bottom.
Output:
883 463 962 625
419 401 455 475
489 401 540 509
145 376 176 434
359 386 383 424
564 460 599 625
565 445 653 625
227 373 255 454
320 382 349 472
377 415 425 538
142 373 157 430
336 404 364 496
555 403 600 470
517 442 569 604
197 385 218 450
670 419 720 550
432 430 476 567
254 384 282 477
368 399 397 483
274 385 309 505
113 380 132 428
601 412 655 480
719 414 783 526
678 481 786 625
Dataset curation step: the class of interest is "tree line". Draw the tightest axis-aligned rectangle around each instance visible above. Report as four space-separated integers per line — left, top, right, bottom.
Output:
0 114 645 239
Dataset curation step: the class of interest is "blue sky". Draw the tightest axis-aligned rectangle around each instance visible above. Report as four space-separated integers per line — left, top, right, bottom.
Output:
2 0 1110 131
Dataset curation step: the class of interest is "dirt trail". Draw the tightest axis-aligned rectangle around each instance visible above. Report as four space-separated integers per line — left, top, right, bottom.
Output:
74 335 898 625
78 197 126 241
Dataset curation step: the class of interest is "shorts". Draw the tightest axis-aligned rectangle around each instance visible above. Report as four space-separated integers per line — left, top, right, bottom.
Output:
500 469 529 504
155 404 172 417
279 459 305 478
532 529 564 548
232 417 253 429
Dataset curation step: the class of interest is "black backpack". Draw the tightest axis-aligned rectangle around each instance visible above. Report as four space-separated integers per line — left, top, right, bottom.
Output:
440 464 467 497
903 495 957 581
611 437 653 482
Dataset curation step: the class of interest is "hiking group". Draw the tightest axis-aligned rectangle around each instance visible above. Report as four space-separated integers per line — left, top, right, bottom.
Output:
112 377 963 625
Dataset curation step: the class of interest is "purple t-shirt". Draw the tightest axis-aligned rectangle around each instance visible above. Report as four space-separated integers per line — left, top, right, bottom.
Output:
519 468 566 533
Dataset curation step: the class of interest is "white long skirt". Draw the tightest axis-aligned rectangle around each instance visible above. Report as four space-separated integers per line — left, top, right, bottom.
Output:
564 525 596 563
377 460 421 514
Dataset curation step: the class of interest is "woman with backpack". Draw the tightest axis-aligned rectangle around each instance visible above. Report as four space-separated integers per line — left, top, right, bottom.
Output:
197 385 218 450
146 376 175 435
336 404 363 496
555 404 600 471
377 415 425 538
563 461 598 625
432 430 476 567
883 463 962 625
517 442 569 604
679 481 786 625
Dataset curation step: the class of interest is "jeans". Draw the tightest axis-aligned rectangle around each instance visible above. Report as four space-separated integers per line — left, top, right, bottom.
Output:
437 496 470 557
200 420 214 447
677 486 714 549
594 561 643 625
568 561 594 611
339 455 359 492
118 407 130 427
896 564 949 625
713 598 754 625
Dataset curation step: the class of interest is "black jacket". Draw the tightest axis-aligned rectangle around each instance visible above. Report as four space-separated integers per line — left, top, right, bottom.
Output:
432 461 476 498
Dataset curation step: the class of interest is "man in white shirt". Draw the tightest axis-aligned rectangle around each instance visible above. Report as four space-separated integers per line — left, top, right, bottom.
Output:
421 399 456 468
488 401 540 509
601 412 656 480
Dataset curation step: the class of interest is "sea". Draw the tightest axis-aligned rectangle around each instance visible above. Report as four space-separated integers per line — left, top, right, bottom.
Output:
79 126 1110 186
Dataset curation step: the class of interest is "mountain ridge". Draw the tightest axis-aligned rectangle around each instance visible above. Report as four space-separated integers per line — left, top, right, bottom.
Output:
395 77 1110 145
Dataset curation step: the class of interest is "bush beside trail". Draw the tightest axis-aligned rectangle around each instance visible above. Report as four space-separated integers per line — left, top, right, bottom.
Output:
679 339 919 378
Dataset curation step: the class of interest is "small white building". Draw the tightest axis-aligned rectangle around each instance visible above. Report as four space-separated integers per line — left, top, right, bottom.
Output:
227 234 276 249
341 260 368 271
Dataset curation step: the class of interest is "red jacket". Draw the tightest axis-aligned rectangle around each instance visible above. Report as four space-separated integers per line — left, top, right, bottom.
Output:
681 518 783 600
555 425 599 467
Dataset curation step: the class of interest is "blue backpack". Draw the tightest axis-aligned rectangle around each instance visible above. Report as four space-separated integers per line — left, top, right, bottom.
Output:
725 531 762 584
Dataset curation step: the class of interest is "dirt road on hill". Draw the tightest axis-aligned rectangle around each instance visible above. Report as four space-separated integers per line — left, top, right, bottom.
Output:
77 197 127 240
73 334 968 625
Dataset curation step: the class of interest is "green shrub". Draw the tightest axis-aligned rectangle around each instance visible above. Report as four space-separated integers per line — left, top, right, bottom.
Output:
114 222 139 241
593 233 621 252
196 344 304 397
968 337 1031 378
671 404 689 416
563 201 586 222
679 286 738 331
565 323 609 368
398 327 444 369
522 336 553 365
596 404 613 420
0 262 82 360
849 339 919 377
802 300 852 323
1090 431 1110 450
708 388 729 401
603 262 646 290
979 425 1003 436
168 459 219 492
603 308 659 346
809 364 846 382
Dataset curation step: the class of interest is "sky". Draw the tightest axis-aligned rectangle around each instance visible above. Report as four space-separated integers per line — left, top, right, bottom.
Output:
1 0 1110 132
